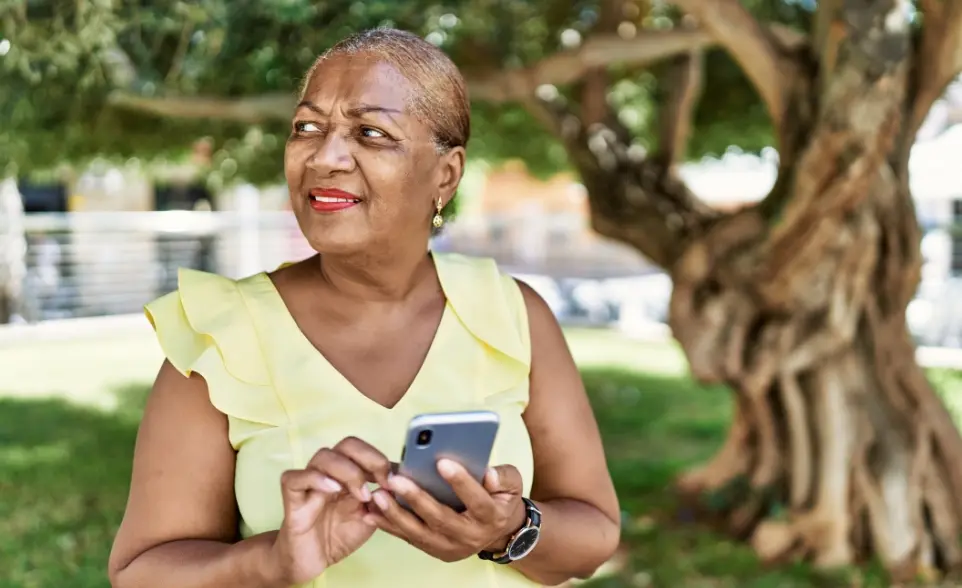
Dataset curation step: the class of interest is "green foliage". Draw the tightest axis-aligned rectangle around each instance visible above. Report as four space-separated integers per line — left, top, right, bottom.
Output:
469 103 570 179
2 0 813 182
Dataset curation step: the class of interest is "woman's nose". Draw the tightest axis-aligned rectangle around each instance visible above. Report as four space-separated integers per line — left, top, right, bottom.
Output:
307 131 356 175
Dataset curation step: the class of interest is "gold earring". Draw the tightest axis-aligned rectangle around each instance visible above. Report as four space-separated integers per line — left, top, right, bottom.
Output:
432 197 444 228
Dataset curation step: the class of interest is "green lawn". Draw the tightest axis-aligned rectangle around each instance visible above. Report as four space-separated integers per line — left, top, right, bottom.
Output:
3 327 960 587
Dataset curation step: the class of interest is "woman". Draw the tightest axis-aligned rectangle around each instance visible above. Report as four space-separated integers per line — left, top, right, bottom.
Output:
108 27 620 588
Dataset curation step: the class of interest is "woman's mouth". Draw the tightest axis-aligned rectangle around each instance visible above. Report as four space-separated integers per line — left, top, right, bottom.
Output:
308 188 361 213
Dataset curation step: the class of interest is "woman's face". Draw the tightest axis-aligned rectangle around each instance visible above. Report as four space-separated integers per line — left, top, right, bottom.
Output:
285 51 464 256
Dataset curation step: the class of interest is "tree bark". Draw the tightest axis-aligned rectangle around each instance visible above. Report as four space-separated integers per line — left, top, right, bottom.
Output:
669 184 962 579
532 0 962 580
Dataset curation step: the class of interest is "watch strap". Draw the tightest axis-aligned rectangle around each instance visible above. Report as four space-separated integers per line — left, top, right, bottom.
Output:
478 498 541 564
478 550 513 564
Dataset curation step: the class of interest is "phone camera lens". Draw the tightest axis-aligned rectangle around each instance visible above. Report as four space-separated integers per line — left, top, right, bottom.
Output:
416 429 432 447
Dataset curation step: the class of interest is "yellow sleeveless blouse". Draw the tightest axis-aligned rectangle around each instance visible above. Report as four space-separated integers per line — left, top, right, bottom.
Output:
143 252 540 588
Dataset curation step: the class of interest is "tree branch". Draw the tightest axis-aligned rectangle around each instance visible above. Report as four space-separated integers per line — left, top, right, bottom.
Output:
671 0 799 144
165 20 196 85
108 25 805 122
761 0 913 310
107 91 296 124
578 125 720 268
525 91 719 268
576 0 624 127
813 0 845 97
654 47 705 166
909 0 962 140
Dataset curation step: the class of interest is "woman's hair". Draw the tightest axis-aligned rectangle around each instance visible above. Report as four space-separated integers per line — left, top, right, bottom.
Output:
302 28 471 153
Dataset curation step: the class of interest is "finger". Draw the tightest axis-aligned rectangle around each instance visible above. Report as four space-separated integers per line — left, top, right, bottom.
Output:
387 474 466 535
363 511 405 538
307 448 372 503
279 470 339 533
437 459 496 521
371 488 437 545
280 468 342 508
484 464 524 495
333 437 395 488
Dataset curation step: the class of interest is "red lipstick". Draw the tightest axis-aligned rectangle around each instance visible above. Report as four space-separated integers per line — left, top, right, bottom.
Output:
308 188 361 213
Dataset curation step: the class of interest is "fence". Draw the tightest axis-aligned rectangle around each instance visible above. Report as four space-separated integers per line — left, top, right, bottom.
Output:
5 210 656 323
9 209 962 370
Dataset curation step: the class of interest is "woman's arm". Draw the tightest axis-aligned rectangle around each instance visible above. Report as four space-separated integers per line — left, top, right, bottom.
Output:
509 280 622 585
108 361 285 588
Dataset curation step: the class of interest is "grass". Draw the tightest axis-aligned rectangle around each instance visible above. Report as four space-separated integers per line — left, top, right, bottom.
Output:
1 326 958 587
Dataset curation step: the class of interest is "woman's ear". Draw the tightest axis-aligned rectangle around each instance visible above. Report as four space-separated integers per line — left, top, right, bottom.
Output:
436 146 466 206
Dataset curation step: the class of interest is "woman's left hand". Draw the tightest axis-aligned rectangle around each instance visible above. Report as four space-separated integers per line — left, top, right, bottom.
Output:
364 460 527 563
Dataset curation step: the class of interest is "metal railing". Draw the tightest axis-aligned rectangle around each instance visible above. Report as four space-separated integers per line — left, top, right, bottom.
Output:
9 209 962 358
5 210 656 324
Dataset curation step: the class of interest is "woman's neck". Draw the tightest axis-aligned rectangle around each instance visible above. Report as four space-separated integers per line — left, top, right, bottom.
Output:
315 245 437 303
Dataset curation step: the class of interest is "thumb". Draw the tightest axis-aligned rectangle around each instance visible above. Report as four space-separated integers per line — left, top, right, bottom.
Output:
483 465 523 495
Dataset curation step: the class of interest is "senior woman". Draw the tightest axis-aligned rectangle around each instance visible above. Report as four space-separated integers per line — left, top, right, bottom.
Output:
108 27 620 588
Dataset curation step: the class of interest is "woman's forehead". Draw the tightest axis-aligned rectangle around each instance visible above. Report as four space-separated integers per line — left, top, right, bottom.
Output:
301 54 415 115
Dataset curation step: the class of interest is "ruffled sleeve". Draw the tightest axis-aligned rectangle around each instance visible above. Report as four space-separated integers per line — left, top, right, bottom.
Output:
144 268 288 441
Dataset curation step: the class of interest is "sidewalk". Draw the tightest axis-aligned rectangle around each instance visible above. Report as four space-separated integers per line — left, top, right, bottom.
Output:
0 313 151 347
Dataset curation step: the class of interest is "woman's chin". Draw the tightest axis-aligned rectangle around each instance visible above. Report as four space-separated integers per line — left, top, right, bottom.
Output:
304 234 371 257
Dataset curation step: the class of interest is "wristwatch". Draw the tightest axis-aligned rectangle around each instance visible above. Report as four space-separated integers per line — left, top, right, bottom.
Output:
478 497 542 564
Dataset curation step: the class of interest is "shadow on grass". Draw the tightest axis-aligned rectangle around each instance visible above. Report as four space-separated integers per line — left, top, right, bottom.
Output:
582 366 731 514
0 370 889 588
0 382 150 588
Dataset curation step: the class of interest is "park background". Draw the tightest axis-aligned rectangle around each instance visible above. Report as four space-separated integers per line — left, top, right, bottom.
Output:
4 1 962 586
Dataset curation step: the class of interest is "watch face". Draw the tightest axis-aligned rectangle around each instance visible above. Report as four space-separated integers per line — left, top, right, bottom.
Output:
508 527 540 560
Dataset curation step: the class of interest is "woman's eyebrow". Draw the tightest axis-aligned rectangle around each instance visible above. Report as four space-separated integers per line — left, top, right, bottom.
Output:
295 100 403 118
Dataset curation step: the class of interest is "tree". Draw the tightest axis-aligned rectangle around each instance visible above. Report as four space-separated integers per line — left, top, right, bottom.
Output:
6 0 962 579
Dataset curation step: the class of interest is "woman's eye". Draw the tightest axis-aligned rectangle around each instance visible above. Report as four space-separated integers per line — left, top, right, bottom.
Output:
360 127 386 139
295 121 320 133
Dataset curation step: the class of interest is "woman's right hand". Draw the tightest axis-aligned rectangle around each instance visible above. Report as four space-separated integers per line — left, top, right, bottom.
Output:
268 437 394 586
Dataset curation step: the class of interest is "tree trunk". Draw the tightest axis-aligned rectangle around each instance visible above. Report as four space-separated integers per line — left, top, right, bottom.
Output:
669 187 962 578
659 1 962 577
528 0 962 579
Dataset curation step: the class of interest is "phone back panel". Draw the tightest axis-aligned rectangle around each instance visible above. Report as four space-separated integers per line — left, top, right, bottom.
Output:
397 411 500 512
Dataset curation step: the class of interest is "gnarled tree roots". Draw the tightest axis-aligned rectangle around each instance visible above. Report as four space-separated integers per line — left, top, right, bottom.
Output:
669 209 962 581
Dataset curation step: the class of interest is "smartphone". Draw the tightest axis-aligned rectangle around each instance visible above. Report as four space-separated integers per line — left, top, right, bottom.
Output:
396 410 500 513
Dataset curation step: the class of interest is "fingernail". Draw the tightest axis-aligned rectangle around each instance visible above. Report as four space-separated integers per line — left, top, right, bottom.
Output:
437 459 459 478
388 475 416 494
373 490 389 510
358 485 372 502
320 477 342 493
487 468 499 487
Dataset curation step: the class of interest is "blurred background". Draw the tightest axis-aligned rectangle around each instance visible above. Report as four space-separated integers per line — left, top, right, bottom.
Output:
3 1 962 587
8 123 962 344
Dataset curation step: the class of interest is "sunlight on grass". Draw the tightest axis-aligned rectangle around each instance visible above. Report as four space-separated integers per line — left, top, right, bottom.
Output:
564 328 688 376
0 329 162 408
1 327 960 587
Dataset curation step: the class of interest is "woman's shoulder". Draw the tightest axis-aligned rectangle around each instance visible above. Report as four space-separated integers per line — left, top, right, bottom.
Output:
432 250 517 287
433 250 534 308
433 251 531 363
433 251 525 311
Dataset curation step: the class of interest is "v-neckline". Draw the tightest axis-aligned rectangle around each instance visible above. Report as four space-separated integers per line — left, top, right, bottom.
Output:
254 261 452 412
